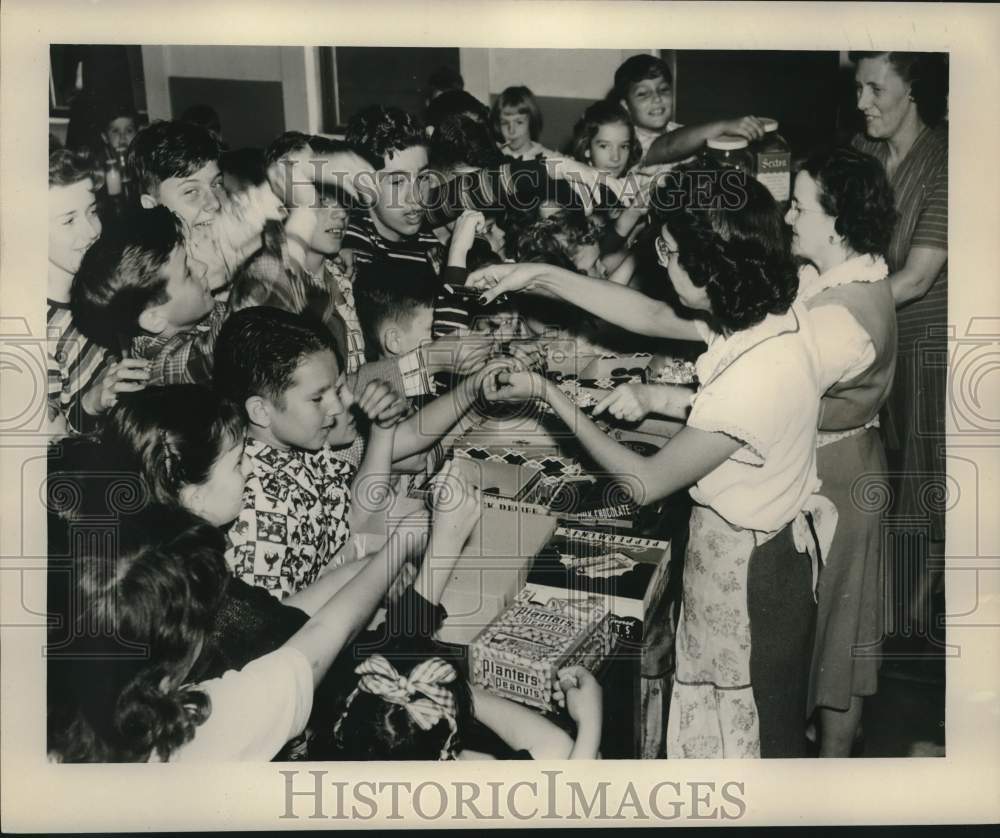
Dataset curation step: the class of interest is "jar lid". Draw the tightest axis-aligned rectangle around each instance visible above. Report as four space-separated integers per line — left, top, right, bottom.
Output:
761 118 779 132
706 135 749 151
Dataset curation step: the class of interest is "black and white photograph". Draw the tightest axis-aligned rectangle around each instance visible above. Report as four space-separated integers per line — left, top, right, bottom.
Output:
2 0 999 831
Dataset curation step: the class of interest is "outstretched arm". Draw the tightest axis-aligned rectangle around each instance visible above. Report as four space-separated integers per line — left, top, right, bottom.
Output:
471 688 575 759
468 262 704 342
644 116 767 165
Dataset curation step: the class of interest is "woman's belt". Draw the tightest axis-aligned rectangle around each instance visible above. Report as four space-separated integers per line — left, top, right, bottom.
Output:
817 415 880 449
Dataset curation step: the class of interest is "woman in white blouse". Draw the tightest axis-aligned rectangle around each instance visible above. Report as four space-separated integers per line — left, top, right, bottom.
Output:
785 147 898 756
472 168 831 758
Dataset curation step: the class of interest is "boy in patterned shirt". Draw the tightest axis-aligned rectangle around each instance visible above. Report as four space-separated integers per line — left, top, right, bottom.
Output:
215 306 515 600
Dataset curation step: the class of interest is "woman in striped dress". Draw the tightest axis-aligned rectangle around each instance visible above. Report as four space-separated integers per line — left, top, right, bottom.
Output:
849 52 949 631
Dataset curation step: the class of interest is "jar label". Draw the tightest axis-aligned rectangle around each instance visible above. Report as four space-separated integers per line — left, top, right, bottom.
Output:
755 151 790 202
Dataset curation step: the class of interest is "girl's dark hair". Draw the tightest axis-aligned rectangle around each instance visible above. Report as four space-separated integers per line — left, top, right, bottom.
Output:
220 147 268 190
849 51 949 127
430 113 504 171
332 653 475 760
491 86 543 142
102 385 245 504
800 146 897 259
651 165 798 333
570 100 641 172
47 502 229 762
425 90 490 135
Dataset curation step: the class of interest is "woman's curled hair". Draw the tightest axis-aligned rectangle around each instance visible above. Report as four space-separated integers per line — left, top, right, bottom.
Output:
47 504 230 762
651 165 798 333
800 146 897 259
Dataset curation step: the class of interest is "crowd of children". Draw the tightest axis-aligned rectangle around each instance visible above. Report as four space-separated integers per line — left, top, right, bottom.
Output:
46 50 942 763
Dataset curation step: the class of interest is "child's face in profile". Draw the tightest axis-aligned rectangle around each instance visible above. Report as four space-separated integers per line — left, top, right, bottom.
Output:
103 116 137 155
587 121 632 177
154 244 215 330
623 75 673 133
150 160 225 231
269 349 358 451
48 178 101 278
179 434 247 527
372 145 429 242
499 107 531 152
385 304 434 358
311 199 349 256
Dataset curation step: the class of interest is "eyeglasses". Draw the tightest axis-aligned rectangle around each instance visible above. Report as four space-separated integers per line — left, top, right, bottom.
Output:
654 233 678 265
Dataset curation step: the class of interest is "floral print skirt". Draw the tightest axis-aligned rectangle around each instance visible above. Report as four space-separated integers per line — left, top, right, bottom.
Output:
667 505 815 758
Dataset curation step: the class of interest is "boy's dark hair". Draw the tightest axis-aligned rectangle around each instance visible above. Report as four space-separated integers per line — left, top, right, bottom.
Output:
103 385 246 505
491 86 543 142
70 206 183 348
179 104 222 138
425 90 490 135
126 120 222 197
344 106 426 170
263 131 313 168
800 146 897 259
49 148 101 189
220 147 268 190
427 66 465 98
354 260 438 360
99 101 139 134
47 498 229 763
430 113 504 171
612 54 673 102
213 306 339 416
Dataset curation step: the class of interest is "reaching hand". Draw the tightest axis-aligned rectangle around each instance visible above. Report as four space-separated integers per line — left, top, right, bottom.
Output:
89 358 152 413
553 666 603 729
722 115 767 142
466 262 549 305
592 383 659 423
428 460 482 551
487 368 547 403
450 210 486 253
353 380 409 428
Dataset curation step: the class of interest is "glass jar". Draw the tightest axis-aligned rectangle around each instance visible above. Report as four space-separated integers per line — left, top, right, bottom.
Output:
752 118 792 203
703 135 753 175
105 156 122 196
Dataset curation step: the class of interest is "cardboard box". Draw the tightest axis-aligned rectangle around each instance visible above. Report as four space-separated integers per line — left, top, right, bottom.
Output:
523 526 671 646
469 588 612 712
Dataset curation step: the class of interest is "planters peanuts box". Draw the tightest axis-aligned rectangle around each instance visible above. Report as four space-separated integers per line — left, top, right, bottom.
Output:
523 526 671 645
469 588 612 712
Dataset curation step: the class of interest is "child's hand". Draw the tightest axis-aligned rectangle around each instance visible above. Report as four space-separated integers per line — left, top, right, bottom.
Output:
422 333 494 377
86 358 152 414
502 339 545 372
553 666 603 729
722 115 767 142
592 383 658 423
428 460 482 551
448 210 486 261
354 380 408 428
487 368 547 403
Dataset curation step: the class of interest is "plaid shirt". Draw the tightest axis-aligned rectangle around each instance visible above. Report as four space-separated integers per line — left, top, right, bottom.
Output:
225 437 362 600
130 301 228 386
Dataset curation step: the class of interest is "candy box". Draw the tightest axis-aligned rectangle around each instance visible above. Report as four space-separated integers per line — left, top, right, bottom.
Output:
469 588 612 712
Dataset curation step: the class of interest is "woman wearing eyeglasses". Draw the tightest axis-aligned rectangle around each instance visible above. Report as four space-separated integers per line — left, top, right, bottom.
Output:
469 167 831 758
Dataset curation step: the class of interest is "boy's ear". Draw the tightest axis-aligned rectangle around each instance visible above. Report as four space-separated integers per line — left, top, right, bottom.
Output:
139 194 158 210
137 305 167 335
245 395 271 429
381 325 401 357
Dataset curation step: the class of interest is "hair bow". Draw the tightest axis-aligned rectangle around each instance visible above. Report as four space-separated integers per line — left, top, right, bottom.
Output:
354 655 456 731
